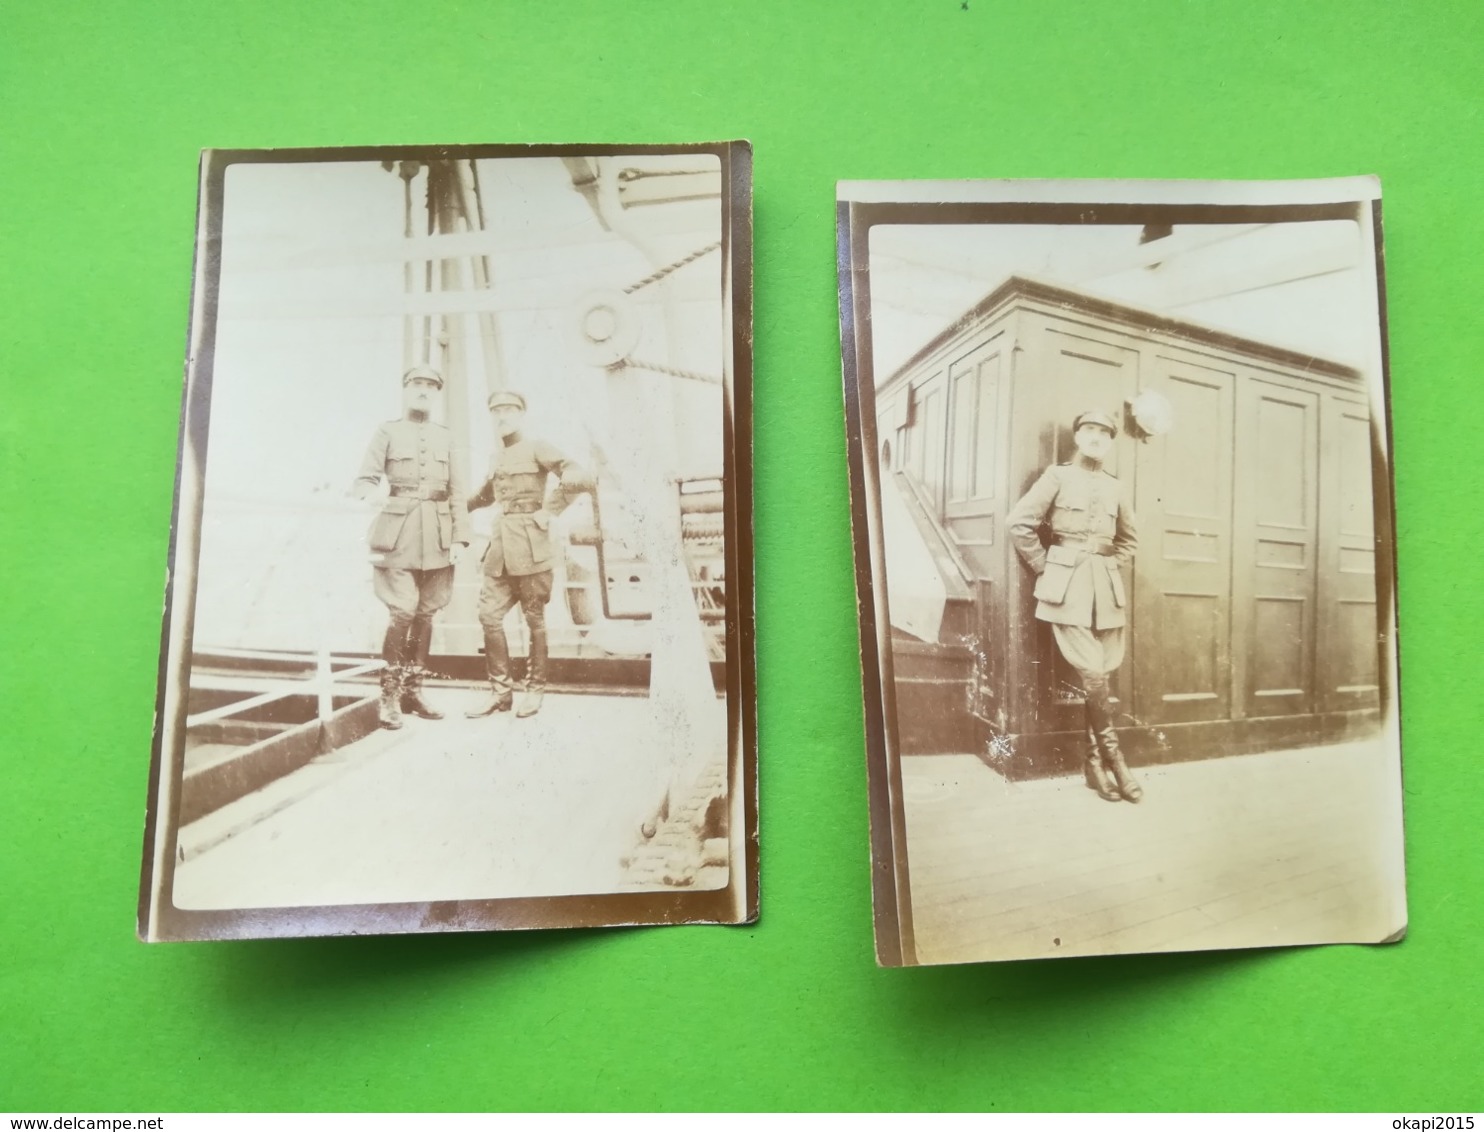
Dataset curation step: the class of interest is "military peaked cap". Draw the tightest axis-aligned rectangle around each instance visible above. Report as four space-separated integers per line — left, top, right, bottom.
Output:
402 364 444 389
487 390 528 412
1072 409 1118 436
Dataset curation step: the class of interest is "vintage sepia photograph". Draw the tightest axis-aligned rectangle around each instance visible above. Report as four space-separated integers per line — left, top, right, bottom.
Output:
139 143 756 941
838 178 1406 966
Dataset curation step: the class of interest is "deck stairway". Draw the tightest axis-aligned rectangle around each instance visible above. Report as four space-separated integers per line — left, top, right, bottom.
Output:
882 472 995 755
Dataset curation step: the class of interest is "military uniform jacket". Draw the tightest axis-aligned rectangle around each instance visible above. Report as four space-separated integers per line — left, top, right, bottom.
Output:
1007 462 1138 630
354 417 470 571
466 432 589 577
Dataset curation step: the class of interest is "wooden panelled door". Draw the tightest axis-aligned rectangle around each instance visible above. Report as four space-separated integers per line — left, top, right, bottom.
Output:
1318 395 1380 713
1134 364 1369 734
1132 354 1236 727
1233 376 1321 720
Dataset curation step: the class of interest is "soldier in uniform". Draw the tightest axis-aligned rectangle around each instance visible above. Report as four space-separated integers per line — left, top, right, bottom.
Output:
353 365 470 730
465 389 591 720
1007 409 1142 803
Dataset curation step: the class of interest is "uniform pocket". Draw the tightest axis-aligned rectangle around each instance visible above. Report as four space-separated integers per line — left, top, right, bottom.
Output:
386 438 418 473
1033 543 1079 604
1049 488 1089 538
436 501 453 550
368 497 414 552
528 522 553 568
1106 559 1127 607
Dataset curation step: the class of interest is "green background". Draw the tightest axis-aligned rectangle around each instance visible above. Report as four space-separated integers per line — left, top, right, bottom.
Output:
3 0 1481 1113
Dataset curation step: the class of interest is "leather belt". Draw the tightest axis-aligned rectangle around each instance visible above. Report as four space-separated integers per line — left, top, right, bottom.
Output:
390 486 449 501
502 500 543 515
1055 537 1115 556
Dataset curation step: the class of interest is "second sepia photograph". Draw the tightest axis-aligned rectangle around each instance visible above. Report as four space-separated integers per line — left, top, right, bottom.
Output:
838 178 1406 967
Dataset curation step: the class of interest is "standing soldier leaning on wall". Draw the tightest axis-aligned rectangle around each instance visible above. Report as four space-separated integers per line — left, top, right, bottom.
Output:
353 365 470 730
1007 409 1142 803
466 389 592 721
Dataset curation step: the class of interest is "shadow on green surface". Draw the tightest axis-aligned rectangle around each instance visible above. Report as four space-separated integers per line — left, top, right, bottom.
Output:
190 921 628 1012
886 942 1289 1032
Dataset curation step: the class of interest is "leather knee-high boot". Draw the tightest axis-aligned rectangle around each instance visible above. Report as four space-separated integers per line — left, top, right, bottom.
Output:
1087 678 1142 803
379 617 411 730
516 623 548 718
401 614 444 720
466 627 515 718
1082 721 1121 802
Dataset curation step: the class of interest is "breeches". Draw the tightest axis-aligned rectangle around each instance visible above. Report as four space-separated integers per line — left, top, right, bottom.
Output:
1053 624 1125 734
478 569 554 631
1051 624 1126 685
374 565 455 622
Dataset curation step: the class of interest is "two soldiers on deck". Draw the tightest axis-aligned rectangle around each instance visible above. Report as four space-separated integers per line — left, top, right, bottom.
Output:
354 369 587 729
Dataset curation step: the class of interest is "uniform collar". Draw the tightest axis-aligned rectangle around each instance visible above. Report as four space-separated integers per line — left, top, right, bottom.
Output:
405 409 429 424
501 430 524 448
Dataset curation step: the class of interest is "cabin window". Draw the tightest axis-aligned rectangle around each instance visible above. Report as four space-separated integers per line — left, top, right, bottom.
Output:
909 381 931 481
973 355 999 498
949 369 977 502
893 386 917 472
921 388 945 498
946 353 1001 503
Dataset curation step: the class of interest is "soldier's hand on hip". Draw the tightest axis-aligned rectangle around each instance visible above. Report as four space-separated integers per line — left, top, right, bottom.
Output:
531 509 552 532
449 542 469 566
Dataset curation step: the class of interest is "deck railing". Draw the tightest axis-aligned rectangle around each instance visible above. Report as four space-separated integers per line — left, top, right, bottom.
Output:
185 647 382 730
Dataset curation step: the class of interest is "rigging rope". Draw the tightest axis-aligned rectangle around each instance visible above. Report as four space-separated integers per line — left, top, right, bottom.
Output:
614 358 724 386
622 240 722 295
